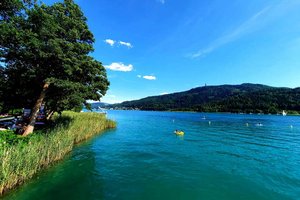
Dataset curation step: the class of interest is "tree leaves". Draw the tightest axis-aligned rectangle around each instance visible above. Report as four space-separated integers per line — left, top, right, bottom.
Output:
0 0 109 113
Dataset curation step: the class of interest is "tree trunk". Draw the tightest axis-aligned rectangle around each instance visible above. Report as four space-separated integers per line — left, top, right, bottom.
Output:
22 82 50 136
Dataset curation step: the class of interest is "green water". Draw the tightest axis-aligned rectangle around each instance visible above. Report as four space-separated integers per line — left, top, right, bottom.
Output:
3 111 300 200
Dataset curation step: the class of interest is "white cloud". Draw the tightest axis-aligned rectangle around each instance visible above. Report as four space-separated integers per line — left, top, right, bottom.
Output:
157 0 165 4
143 75 156 80
104 39 116 46
86 100 100 103
107 100 122 104
101 98 122 104
137 74 157 80
190 7 270 58
160 92 169 95
104 39 133 48
100 92 122 104
119 41 133 48
104 62 133 72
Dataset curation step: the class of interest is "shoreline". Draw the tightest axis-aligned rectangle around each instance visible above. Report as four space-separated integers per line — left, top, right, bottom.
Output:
109 109 300 116
0 111 116 196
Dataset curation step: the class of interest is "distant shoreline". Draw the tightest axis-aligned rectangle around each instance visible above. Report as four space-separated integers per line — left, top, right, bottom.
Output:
106 83 300 115
107 109 300 116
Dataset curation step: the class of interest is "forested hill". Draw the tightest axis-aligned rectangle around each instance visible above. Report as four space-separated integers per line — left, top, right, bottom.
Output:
112 83 300 114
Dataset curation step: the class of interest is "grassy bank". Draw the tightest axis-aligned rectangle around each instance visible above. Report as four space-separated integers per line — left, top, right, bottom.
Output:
0 111 116 195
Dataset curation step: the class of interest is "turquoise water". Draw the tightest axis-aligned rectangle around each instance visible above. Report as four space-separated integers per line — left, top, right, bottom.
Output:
3 111 300 200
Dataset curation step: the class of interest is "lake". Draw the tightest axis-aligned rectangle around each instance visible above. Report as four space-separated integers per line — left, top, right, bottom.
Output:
3 111 300 200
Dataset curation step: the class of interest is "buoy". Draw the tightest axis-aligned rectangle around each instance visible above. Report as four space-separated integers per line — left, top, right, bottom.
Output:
174 130 184 136
256 123 263 127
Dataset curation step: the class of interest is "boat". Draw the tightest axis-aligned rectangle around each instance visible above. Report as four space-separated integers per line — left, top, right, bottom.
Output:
282 110 287 116
174 130 184 136
0 116 14 122
96 106 107 114
255 123 263 127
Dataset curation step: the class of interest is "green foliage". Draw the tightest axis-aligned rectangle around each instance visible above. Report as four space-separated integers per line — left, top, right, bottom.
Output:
72 104 83 112
115 84 300 113
0 0 109 114
288 110 299 115
0 67 4 113
0 130 30 148
0 0 24 20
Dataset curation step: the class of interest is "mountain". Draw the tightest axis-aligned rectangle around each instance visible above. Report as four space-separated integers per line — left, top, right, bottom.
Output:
111 83 300 114
89 102 110 109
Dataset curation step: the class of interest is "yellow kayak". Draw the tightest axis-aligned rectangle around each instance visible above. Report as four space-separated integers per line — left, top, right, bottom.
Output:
174 130 184 136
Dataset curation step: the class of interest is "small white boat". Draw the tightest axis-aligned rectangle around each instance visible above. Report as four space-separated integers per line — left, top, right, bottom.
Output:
282 110 287 116
256 123 263 127
97 107 107 114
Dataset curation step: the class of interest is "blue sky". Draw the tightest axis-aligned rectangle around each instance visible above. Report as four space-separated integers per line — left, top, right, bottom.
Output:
45 0 300 103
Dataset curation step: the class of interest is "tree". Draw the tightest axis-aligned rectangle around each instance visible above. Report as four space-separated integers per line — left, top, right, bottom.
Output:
0 66 5 112
0 0 109 135
0 0 24 20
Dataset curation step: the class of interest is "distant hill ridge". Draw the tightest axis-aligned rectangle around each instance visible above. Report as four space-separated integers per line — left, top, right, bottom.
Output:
90 102 110 109
112 83 300 114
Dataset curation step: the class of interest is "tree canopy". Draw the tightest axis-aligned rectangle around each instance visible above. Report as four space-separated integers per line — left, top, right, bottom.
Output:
0 0 109 134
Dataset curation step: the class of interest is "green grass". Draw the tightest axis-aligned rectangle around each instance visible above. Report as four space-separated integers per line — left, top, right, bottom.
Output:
0 111 116 195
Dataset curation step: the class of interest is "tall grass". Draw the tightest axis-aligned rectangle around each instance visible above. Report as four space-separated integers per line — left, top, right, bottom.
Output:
0 111 116 195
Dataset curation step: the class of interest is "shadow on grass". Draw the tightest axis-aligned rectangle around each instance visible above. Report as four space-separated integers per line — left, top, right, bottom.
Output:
34 116 74 135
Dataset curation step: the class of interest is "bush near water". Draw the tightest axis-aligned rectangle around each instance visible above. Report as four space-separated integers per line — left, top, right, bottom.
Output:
0 111 116 195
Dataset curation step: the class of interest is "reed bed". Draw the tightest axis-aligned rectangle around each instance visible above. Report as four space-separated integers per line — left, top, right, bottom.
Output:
0 111 116 195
